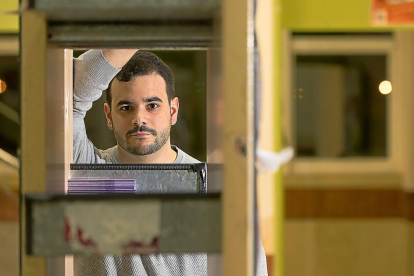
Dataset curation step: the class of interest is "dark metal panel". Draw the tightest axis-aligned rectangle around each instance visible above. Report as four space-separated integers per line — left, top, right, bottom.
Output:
48 23 215 48
32 0 219 9
70 163 207 193
29 0 220 22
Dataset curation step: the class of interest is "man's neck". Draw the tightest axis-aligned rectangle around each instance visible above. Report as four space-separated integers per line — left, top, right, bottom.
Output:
117 142 177 164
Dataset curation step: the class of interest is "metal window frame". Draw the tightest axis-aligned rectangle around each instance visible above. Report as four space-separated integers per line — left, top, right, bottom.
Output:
283 33 398 178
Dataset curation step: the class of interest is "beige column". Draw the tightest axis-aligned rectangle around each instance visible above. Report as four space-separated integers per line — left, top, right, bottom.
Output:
21 11 73 276
21 11 48 276
222 0 255 274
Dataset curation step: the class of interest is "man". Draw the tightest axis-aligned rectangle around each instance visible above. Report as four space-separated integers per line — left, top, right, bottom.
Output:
74 49 198 165
73 49 267 275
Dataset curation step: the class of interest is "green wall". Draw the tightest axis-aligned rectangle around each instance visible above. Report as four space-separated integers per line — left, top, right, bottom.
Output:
282 0 383 31
0 0 19 33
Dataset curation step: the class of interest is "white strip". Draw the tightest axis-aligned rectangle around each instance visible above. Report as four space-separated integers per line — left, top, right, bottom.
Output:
0 147 19 169
292 36 393 54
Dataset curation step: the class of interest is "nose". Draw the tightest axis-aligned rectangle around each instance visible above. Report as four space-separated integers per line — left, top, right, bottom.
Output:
132 107 148 126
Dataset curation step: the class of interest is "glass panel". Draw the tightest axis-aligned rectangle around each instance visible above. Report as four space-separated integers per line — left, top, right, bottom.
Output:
295 55 387 157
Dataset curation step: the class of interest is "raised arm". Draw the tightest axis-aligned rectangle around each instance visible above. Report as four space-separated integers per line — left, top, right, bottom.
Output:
72 49 138 163
102 49 138 69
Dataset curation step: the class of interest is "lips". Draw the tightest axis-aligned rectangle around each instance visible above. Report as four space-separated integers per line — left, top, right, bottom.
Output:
130 132 152 138
126 126 157 137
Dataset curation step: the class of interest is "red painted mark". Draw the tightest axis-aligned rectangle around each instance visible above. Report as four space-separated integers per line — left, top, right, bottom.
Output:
64 216 71 243
122 237 159 254
64 218 99 253
77 227 96 247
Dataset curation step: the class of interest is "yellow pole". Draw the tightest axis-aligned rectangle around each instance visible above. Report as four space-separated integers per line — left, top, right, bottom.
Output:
274 0 284 275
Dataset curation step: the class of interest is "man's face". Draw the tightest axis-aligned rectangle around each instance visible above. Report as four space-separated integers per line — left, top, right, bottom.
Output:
104 74 179 156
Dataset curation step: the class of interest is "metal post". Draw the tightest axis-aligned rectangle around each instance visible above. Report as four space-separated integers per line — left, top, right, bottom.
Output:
21 10 73 276
222 0 255 274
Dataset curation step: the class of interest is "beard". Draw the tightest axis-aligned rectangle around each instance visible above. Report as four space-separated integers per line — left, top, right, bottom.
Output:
114 123 171 156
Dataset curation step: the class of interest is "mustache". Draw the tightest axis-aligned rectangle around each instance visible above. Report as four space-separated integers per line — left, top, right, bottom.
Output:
126 125 157 136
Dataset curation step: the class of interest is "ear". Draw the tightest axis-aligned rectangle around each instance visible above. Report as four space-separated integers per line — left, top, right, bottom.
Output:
104 103 114 130
170 97 179 126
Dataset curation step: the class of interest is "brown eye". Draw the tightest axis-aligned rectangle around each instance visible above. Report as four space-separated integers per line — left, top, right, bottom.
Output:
147 103 159 110
120 105 132 111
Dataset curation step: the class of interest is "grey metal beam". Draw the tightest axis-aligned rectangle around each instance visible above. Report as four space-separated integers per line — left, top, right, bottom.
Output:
48 23 214 48
26 193 221 256
30 0 220 22
30 0 221 48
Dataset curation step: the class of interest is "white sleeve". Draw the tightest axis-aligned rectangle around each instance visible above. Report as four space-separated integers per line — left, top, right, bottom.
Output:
72 50 120 163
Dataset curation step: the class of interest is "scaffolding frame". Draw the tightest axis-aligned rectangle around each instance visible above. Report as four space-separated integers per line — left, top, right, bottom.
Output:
20 0 256 275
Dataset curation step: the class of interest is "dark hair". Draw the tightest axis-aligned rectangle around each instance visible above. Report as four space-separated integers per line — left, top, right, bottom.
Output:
106 51 175 108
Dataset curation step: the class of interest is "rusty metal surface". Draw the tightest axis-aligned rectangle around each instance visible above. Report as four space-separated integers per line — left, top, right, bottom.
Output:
26 194 221 256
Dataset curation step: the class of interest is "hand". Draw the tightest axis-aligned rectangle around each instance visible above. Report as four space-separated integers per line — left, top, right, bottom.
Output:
102 49 138 69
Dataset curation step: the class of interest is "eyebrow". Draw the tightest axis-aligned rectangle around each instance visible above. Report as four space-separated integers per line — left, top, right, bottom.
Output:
143 96 163 103
116 100 134 107
115 97 163 107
